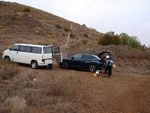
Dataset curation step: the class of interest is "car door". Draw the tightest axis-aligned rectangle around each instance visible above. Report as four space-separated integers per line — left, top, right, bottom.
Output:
69 54 83 68
53 46 62 63
80 54 91 68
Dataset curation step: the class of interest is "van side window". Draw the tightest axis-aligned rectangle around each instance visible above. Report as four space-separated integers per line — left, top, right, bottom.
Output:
25 46 31 52
32 47 42 54
19 46 26 52
10 45 19 51
44 47 52 54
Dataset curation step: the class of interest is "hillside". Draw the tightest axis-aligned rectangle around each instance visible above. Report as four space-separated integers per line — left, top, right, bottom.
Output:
0 1 150 75
0 1 150 113
0 1 102 52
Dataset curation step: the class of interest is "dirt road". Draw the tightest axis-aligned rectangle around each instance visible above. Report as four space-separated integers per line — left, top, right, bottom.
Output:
1 63 150 113
32 65 150 113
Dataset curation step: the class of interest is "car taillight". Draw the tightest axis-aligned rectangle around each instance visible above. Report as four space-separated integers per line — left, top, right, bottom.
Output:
42 59 45 63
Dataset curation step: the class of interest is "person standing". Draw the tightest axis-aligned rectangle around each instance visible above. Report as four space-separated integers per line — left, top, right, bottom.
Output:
104 55 113 78
109 53 113 61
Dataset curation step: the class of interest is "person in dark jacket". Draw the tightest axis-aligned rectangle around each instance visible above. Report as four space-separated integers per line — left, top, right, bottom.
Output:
104 55 113 78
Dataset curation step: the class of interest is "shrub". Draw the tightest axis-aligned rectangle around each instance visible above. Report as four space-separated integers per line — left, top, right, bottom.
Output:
82 40 89 45
70 33 76 38
55 24 62 29
23 8 31 12
98 31 122 46
64 28 71 32
120 33 141 48
82 24 86 27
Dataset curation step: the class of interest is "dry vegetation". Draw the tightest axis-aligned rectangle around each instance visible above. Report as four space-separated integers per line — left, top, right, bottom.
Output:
0 1 102 52
0 1 150 113
0 58 82 113
0 58 150 113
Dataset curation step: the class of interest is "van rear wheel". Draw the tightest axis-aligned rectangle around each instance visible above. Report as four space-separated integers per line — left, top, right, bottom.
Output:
31 61 38 69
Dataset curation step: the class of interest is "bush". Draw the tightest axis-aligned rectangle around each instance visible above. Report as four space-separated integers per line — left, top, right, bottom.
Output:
98 31 122 46
55 24 62 29
82 24 86 27
64 28 71 32
23 8 31 12
120 33 141 48
70 33 76 38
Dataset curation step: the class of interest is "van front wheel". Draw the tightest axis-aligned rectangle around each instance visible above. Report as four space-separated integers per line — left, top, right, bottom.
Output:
31 61 38 69
5 56 10 62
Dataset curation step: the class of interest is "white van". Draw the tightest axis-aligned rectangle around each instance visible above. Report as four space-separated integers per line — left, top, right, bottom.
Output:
2 44 62 69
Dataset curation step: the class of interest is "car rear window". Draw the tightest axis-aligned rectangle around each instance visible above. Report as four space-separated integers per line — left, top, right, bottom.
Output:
82 55 92 59
91 56 100 60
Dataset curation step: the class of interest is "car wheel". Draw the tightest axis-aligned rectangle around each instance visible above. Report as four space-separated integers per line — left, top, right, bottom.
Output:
5 56 10 62
89 65 97 73
61 62 68 69
31 61 38 69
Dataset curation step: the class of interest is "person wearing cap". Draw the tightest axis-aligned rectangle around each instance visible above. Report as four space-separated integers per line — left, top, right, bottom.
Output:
104 55 113 78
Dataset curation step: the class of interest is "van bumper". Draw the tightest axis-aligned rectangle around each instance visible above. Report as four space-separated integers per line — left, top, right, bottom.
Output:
38 60 52 66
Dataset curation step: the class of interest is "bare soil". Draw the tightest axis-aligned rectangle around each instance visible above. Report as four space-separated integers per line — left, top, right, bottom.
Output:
29 65 150 113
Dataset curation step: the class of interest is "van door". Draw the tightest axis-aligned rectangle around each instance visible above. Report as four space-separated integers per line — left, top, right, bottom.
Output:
53 46 62 63
43 46 53 65
9 45 19 62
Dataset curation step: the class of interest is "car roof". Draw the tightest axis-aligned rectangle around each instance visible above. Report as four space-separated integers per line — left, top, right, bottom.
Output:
14 43 53 47
75 53 101 59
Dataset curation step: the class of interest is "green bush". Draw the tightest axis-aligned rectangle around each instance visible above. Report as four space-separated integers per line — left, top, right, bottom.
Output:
82 24 86 27
55 24 62 29
120 33 141 48
64 28 71 32
98 31 122 46
23 8 31 12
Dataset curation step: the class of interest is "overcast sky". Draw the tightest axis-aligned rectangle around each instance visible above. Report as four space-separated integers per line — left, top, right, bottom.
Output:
2 0 150 46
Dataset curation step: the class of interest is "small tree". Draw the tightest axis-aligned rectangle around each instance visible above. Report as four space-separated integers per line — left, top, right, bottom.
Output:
23 8 31 12
98 31 121 46
119 33 141 48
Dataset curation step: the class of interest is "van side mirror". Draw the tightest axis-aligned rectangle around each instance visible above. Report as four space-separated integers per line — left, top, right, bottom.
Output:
71 57 74 59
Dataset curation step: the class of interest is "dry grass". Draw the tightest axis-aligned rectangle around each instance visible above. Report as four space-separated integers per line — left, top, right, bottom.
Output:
5 96 27 113
0 57 82 113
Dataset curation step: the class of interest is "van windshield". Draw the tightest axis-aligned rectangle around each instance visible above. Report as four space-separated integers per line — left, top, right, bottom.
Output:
44 46 52 54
